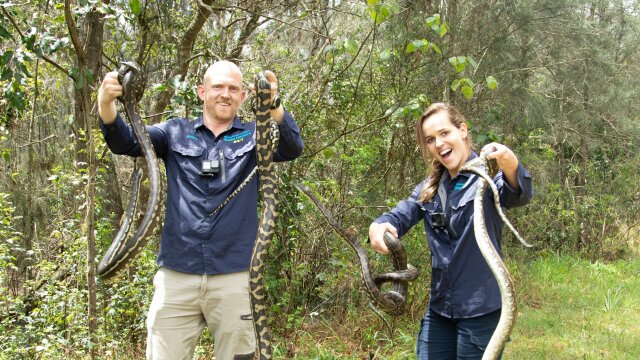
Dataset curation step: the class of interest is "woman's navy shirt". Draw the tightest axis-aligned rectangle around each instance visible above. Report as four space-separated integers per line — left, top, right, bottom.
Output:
100 110 303 275
374 153 533 319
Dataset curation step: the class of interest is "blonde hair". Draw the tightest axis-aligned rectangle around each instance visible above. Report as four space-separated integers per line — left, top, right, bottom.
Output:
415 102 473 203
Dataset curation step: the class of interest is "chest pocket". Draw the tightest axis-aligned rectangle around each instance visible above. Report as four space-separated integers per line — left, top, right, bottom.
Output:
449 182 477 210
447 180 478 231
222 136 255 161
170 142 204 180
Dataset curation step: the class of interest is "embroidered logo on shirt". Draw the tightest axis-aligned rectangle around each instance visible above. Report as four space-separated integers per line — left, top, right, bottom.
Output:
454 181 465 191
186 134 199 141
223 129 252 144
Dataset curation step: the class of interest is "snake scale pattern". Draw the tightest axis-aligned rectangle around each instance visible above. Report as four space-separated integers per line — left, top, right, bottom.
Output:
247 72 280 360
296 183 419 316
97 62 163 279
460 150 532 360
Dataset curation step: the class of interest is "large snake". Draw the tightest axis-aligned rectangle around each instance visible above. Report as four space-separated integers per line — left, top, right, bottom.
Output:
97 62 163 279
295 184 419 316
459 149 532 360
247 72 280 360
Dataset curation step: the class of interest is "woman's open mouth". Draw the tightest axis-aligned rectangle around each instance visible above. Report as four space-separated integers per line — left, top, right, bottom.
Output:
440 148 452 161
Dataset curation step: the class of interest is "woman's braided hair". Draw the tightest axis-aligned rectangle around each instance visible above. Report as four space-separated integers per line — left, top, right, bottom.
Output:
415 102 474 203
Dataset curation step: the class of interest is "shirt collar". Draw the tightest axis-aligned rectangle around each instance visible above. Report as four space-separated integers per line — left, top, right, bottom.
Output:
443 151 478 183
192 115 247 132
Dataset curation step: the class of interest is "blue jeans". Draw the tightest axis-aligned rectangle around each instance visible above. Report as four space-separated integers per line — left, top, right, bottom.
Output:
416 309 503 360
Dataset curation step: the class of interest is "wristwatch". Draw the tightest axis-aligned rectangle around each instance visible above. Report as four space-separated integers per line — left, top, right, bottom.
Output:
270 96 281 110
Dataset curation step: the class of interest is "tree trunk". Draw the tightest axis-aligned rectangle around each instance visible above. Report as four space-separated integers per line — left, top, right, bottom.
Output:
65 0 107 357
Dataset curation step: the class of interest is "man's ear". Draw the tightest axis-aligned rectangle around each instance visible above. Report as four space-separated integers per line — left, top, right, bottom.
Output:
197 84 205 101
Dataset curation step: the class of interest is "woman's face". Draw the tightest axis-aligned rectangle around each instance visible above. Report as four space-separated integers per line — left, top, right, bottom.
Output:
422 110 469 178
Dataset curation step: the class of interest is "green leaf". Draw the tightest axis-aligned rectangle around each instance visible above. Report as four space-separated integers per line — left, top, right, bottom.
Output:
343 39 359 55
70 67 84 89
448 56 467 73
152 83 168 92
322 148 336 158
486 76 498 90
129 0 142 16
50 38 69 53
461 85 473 99
426 14 440 27
324 50 334 63
0 24 13 40
172 95 185 105
467 56 478 70
438 22 448 38
21 27 37 51
1 49 14 66
461 77 475 88
430 43 442 55
451 79 460 91
369 5 391 24
379 49 392 61
368 1 397 24
406 39 428 54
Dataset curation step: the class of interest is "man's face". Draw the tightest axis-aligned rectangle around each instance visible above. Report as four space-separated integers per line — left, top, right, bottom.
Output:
198 64 246 124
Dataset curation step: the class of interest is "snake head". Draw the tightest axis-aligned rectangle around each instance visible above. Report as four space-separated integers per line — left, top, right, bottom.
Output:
117 61 146 104
462 148 499 178
253 72 273 112
480 148 499 178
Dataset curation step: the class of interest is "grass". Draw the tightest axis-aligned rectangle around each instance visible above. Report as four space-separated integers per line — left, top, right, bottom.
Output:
506 255 640 359
282 254 640 359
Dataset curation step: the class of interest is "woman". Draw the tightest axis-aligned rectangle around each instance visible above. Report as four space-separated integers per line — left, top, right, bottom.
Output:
369 102 533 359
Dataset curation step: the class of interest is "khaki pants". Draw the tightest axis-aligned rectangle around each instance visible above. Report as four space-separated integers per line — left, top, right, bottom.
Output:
146 268 255 360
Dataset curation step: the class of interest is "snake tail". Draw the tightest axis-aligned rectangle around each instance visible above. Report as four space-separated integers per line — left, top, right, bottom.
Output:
295 183 418 316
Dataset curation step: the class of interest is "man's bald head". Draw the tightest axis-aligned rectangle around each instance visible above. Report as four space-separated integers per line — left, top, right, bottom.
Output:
203 60 243 86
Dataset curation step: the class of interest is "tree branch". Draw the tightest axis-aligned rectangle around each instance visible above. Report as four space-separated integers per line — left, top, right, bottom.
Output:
1 6 70 77
64 0 85 65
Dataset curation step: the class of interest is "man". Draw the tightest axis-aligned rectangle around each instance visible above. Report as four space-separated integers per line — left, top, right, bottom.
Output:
97 60 304 359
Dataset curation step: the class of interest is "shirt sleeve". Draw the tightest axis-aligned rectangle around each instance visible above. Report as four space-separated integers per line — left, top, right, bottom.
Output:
495 162 534 208
99 112 168 158
273 108 304 162
373 182 425 237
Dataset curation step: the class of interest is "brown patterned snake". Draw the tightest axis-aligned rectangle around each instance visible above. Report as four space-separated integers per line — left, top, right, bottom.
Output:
247 72 280 360
295 183 419 316
460 149 532 360
97 62 163 279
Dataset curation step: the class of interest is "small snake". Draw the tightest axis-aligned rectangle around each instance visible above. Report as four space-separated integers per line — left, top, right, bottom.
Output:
295 183 419 316
460 150 532 360
247 72 280 360
97 62 164 279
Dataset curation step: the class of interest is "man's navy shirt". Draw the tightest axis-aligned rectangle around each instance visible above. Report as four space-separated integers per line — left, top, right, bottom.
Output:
375 153 533 319
100 110 303 275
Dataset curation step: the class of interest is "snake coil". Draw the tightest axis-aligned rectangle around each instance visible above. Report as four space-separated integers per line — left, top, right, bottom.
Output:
296 184 419 316
460 150 532 360
97 62 164 279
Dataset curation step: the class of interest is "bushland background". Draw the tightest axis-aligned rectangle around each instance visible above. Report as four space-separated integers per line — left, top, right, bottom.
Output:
1 0 639 358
